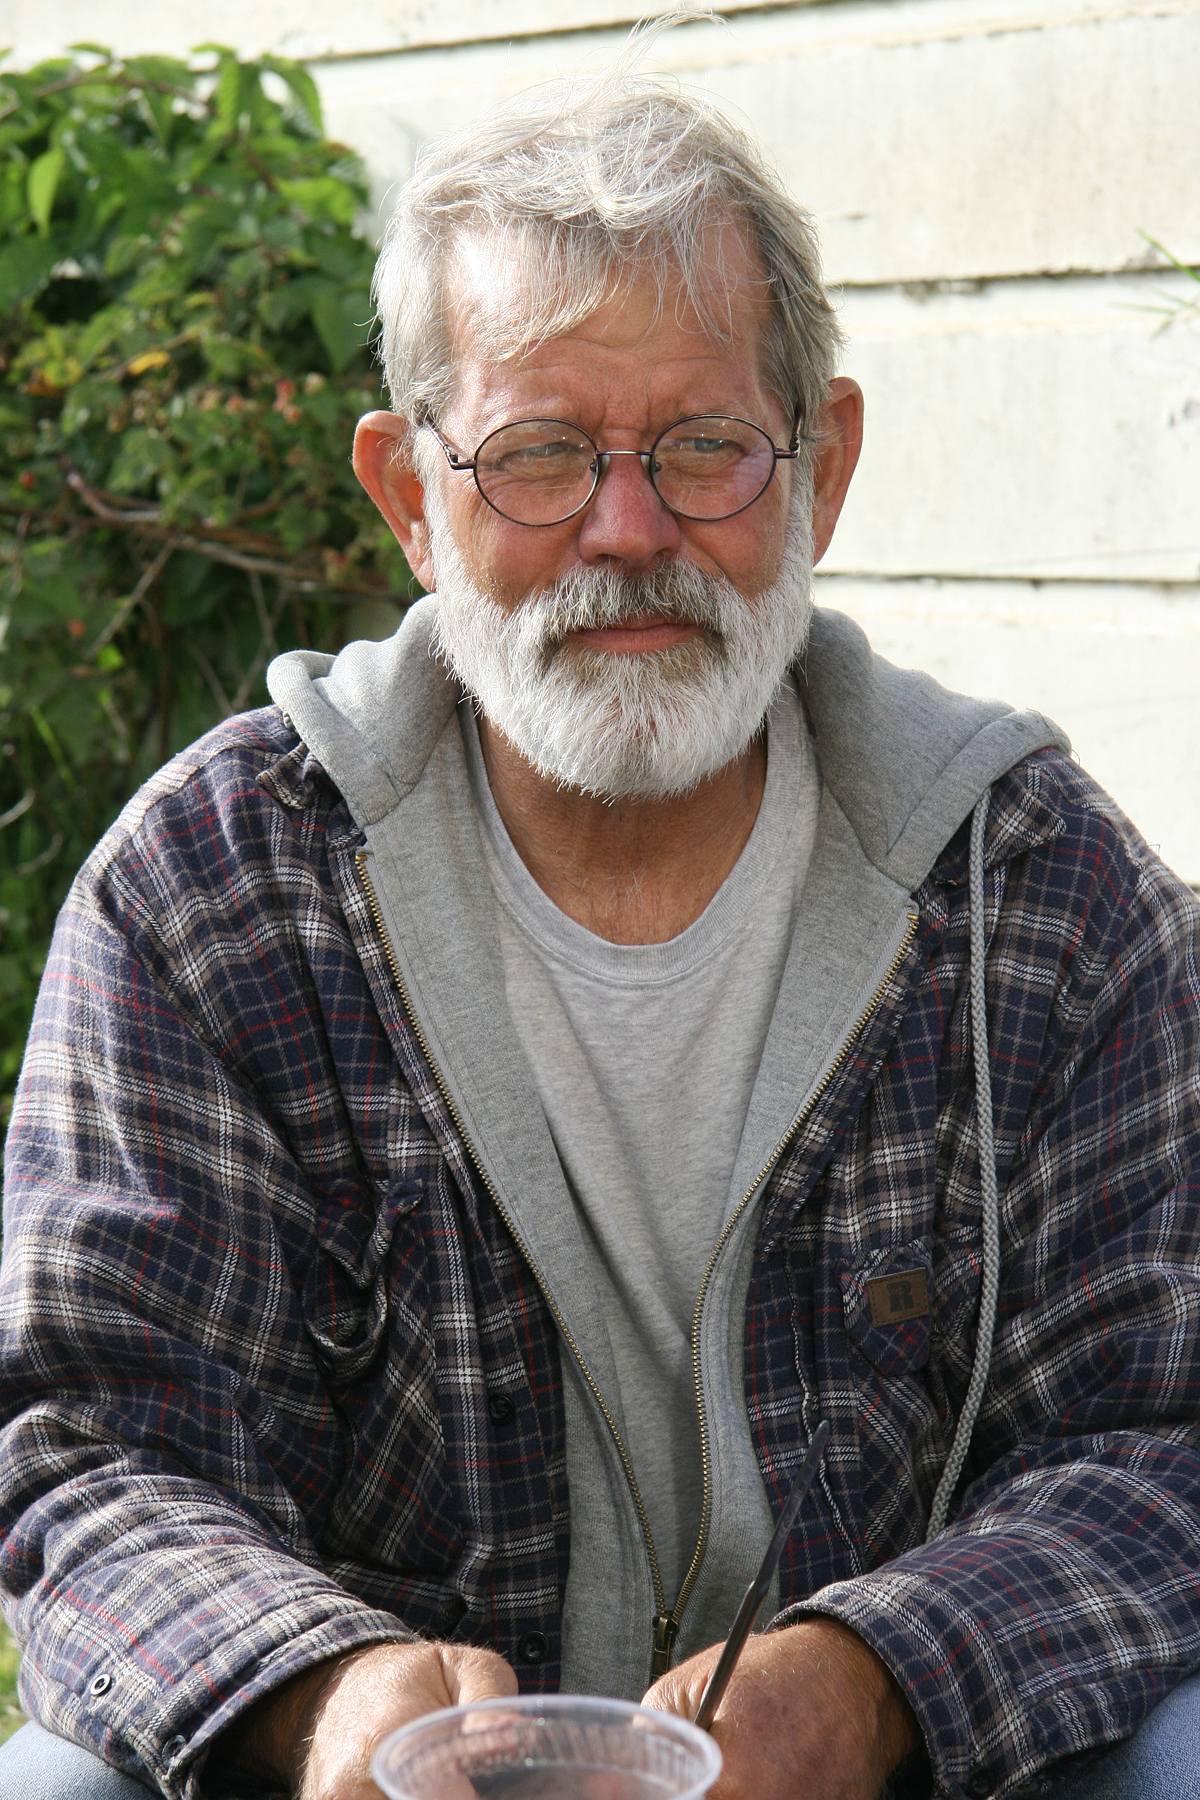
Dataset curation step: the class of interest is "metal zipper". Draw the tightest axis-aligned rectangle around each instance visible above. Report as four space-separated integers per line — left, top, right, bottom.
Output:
355 849 670 1626
659 904 921 1667
358 846 917 1681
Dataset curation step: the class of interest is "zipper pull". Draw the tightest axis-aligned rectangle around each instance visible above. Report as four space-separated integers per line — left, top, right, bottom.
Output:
650 1613 678 1679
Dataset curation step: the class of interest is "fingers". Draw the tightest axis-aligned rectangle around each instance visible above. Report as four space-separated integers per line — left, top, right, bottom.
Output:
299 1642 518 1800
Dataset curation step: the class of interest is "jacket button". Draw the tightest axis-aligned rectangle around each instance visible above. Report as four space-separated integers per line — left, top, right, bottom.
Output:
965 1771 993 1798
517 1631 550 1665
162 1734 187 1762
88 1672 112 1697
488 1393 516 1427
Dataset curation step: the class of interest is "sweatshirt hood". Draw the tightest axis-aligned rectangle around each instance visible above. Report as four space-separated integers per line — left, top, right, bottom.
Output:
267 597 1069 892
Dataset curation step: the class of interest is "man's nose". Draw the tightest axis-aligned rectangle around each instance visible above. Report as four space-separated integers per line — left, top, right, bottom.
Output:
576 449 683 567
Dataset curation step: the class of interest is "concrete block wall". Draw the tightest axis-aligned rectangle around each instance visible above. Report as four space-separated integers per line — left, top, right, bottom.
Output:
5 0 1197 878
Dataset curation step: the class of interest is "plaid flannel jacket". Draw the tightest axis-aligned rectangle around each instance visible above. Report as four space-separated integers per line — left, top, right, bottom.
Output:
1 705 1199 1800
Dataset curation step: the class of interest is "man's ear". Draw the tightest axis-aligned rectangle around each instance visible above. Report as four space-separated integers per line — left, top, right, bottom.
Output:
352 412 437 589
810 378 864 566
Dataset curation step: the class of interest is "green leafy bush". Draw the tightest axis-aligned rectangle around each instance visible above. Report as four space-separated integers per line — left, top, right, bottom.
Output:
0 1616 19 1744
0 47 411 1130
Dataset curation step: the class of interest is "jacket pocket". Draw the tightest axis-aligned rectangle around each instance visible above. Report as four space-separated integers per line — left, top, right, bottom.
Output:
840 1241 934 1375
302 1175 424 1381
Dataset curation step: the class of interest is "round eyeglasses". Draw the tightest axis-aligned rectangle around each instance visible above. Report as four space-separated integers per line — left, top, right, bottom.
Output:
428 414 802 527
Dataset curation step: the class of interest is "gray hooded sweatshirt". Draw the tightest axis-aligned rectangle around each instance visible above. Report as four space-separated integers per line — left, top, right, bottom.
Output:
268 599 1066 1697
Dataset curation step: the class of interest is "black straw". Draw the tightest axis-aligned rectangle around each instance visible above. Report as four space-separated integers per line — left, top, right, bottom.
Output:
692 1420 831 1733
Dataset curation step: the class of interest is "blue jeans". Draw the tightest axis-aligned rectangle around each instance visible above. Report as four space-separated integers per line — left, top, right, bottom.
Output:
0 1719 273 1798
2 1675 1200 1799
0 1721 151 1798
1016 1672 1200 1800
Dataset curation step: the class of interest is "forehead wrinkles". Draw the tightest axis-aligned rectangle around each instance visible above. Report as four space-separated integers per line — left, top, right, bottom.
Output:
443 216 775 406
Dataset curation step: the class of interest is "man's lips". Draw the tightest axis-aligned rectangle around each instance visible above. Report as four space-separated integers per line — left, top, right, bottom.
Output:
565 615 702 656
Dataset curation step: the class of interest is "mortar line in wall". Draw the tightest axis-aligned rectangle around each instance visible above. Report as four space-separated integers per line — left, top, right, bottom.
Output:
816 573 1200 590
830 265 1199 299
296 0 1199 70
286 0 832 66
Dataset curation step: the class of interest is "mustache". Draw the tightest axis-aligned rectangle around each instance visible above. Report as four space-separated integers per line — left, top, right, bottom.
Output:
516 559 737 650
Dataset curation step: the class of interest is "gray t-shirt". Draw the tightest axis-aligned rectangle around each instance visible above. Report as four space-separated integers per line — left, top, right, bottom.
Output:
462 680 820 1606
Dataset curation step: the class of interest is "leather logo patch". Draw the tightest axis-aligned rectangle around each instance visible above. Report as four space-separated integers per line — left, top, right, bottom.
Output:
867 1269 930 1327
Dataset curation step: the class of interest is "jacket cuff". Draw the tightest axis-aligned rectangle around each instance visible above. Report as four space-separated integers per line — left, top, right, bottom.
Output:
17 1546 414 1800
771 1571 1028 1800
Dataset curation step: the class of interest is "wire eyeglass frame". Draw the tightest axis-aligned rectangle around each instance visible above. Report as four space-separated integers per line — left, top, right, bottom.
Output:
426 411 804 527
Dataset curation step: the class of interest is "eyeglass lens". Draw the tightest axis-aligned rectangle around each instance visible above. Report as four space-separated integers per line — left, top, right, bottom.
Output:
472 417 779 525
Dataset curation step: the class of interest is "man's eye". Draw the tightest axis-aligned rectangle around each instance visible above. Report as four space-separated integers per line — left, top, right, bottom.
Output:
659 435 744 466
493 442 588 475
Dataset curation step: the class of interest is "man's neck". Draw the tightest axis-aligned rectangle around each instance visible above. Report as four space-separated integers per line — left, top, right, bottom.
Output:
475 714 768 945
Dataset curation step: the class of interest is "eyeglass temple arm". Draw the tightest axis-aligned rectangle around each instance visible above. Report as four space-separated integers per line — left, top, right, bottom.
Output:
428 424 474 472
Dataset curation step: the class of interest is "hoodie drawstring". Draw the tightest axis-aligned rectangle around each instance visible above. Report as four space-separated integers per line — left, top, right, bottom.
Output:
926 790 1001 1540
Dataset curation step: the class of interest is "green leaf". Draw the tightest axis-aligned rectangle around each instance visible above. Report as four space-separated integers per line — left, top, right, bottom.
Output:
211 54 252 139
201 336 263 380
0 233 58 307
137 87 175 150
276 177 357 227
261 57 323 136
308 234 371 282
75 303 131 366
258 271 326 332
27 148 65 237
119 54 194 93
103 234 147 279
107 427 170 493
6 554 81 634
311 286 373 374
61 377 123 437
1139 230 1200 283
29 706 76 790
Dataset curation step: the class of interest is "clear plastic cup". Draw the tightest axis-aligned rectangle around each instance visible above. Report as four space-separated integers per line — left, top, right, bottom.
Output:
371 1694 723 1800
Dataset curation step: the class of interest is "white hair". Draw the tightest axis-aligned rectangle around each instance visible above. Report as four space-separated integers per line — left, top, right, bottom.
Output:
373 26 843 458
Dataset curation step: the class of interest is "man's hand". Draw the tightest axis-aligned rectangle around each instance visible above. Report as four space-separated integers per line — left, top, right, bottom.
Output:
642 1618 921 1800
216 1640 518 1800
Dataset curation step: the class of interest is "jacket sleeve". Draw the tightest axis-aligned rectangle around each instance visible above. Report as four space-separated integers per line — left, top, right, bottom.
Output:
777 770 1200 1800
0 775 413 1798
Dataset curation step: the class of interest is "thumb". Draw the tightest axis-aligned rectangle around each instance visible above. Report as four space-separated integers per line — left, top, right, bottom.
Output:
438 1644 521 1705
643 1648 719 1724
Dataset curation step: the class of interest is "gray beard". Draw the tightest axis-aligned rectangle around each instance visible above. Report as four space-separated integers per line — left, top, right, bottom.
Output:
426 488 815 802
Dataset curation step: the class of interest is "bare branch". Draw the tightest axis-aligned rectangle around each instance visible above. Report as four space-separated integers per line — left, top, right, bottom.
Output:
231 584 289 715
0 791 35 831
250 571 280 661
66 471 160 525
16 832 64 878
170 533 332 587
100 688 131 762
189 643 234 718
0 499 401 599
0 66 189 127
87 540 174 660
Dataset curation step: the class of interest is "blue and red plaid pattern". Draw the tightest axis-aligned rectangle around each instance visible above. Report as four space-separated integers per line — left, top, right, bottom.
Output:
1 710 1198 1800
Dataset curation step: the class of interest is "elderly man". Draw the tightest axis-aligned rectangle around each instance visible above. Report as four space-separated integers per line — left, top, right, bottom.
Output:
2 60 1200 1800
